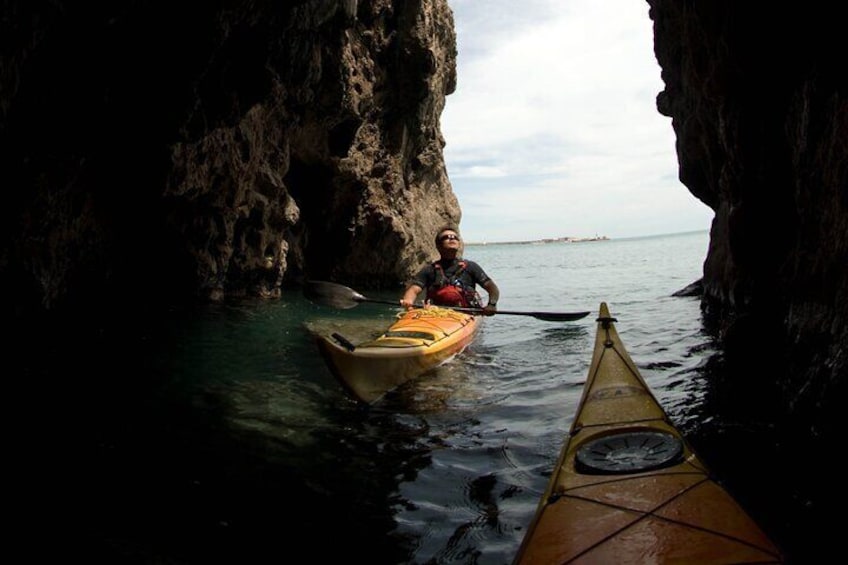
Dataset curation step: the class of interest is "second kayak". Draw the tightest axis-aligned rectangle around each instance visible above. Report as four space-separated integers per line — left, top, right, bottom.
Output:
316 306 480 403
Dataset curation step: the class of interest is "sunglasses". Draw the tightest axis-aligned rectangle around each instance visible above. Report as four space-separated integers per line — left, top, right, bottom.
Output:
439 234 460 242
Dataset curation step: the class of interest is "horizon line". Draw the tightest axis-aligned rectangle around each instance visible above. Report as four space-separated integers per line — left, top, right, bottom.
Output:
464 228 708 246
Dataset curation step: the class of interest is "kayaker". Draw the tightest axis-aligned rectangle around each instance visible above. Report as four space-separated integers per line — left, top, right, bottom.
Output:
399 226 500 316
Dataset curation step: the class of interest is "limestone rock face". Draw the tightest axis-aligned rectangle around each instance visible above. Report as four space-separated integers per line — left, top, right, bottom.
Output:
1 0 458 315
649 1 846 428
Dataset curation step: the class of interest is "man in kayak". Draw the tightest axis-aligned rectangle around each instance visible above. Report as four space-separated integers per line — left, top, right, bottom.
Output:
400 226 500 316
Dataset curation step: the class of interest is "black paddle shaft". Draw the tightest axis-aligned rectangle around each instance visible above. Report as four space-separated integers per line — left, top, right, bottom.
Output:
303 280 590 322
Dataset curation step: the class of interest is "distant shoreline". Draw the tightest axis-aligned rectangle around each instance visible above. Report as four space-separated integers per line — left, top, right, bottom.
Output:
465 235 610 246
465 229 710 247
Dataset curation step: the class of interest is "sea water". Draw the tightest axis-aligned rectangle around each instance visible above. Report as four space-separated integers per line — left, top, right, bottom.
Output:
38 230 821 563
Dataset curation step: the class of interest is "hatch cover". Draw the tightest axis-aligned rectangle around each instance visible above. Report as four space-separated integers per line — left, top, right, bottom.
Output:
575 431 684 474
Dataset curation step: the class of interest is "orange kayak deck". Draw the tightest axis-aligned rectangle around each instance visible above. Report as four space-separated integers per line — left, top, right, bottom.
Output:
316 307 479 403
513 302 784 564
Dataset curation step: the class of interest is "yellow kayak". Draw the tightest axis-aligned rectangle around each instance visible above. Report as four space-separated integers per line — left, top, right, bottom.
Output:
514 302 784 564
316 306 479 403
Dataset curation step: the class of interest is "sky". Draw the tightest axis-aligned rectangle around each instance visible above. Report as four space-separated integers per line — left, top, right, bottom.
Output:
441 0 714 243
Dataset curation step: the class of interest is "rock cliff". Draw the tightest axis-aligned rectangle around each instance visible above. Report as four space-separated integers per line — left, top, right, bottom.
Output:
1 1 845 430
649 0 845 433
1 0 458 315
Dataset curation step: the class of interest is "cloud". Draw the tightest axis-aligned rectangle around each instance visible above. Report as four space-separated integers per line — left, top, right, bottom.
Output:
441 0 714 242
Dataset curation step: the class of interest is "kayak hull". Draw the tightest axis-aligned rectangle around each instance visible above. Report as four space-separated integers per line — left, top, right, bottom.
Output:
316 307 479 403
513 302 783 564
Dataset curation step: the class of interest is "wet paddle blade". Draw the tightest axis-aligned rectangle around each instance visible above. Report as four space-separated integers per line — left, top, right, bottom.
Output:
515 310 591 322
303 280 363 309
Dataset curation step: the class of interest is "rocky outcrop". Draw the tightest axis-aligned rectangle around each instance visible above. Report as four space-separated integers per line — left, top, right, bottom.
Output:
649 1 846 431
1 0 458 319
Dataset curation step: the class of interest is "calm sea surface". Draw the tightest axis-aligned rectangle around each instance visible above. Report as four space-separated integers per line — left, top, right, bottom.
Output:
34 230 830 563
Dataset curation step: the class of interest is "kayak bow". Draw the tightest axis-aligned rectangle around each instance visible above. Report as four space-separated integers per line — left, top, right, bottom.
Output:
513 302 784 564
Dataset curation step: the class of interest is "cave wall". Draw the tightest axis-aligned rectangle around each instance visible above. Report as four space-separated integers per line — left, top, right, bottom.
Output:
649 0 847 429
1 0 459 319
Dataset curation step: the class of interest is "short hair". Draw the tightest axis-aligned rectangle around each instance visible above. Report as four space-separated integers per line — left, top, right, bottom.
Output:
435 225 460 245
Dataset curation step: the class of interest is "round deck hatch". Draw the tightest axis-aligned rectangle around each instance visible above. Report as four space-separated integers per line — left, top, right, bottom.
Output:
575 431 684 474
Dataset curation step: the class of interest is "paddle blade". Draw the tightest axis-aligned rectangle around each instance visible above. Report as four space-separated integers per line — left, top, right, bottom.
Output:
303 280 364 309
523 311 591 322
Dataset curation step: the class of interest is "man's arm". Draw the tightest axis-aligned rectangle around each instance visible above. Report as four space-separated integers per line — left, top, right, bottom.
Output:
482 279 500 314
400 283 423 310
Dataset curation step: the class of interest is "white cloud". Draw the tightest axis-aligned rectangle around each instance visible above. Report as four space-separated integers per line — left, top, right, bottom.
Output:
442 0 714 242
